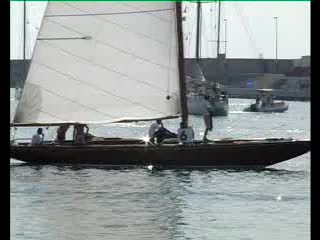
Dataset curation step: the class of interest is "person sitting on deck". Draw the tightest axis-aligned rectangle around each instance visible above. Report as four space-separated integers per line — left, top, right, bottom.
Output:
31 128 44 145
74 124 89 144
149 120 177 143
149 119 162 139
54 124 70 144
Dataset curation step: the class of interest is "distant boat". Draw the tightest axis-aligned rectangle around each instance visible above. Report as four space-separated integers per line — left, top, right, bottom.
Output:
187 80 229 116
244 89 289 113
186 0 229 117
11 2 309 168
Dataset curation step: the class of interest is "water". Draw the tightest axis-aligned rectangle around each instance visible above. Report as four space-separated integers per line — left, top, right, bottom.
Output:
11 91 310 240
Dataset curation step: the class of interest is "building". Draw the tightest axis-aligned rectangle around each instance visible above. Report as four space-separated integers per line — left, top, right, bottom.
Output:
10 56 310 100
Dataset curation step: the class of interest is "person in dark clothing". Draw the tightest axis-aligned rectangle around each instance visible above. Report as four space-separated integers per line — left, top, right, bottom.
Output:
150 121 177 143
203 112 213 142
73 124 89 144
54 124 70 144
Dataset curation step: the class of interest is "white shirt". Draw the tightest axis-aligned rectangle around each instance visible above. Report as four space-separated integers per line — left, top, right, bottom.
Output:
149 123 161 137
31 134 43 145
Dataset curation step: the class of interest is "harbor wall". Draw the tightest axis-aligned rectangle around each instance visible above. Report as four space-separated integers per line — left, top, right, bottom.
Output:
185 56 310 101
227 87 310 101
10 57 310 100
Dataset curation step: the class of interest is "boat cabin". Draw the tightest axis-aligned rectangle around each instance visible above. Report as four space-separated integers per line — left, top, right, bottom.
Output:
256 89 274 107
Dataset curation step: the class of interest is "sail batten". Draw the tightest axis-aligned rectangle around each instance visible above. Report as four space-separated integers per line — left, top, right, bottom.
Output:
43 17 176 71
13 2 181 125
46 8 174 18
38 39 172 94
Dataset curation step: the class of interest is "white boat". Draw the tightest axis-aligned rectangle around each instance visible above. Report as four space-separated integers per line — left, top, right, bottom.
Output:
244 89 289 113
187 92 228 116
185 64 228 116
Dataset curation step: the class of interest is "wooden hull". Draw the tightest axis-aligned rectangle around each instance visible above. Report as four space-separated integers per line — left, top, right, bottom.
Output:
10 139 310 168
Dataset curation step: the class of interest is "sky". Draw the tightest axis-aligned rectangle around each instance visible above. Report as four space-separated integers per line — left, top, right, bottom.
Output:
10 1 310 60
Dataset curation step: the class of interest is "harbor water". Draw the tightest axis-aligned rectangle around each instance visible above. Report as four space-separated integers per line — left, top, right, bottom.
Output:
11 90 310 240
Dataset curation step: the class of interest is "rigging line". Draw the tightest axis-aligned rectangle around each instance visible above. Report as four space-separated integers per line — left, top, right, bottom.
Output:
46 8 174 18
236 5 258 53
33 56 172 117
234 3 259 57
186 4 197 58
57 2 169 47
202 7 208 58
188 5 196 58
121 2 172 23
44 17 176 94
199 2 202 59
210 2 213 58
166 9 174 96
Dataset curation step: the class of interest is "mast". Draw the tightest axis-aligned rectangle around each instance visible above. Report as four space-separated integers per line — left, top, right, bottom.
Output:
176 2 188 126
224 19 227 56
16 0 26 100
216 0 221 57
23 0 26 62
195 0 201 61
215 0 223 84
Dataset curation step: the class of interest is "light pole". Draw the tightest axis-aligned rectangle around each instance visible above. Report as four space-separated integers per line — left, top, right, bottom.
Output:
274 17 278 60
224 19 227 56
274 16 278 73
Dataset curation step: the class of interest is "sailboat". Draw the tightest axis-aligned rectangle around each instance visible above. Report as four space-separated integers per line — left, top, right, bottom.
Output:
10 2 310 167
186 0 229 117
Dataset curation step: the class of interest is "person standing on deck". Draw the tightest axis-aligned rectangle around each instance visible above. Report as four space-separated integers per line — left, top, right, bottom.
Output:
54 124 70 144
203 112 213 142
74 124 89 144
31 128 44 145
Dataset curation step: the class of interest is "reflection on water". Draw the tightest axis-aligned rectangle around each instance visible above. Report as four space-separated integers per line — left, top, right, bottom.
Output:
11 163 310 240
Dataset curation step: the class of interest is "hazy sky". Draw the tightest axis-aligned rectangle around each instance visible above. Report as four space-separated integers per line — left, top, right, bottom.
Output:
183 1 310 59
10 1 310 60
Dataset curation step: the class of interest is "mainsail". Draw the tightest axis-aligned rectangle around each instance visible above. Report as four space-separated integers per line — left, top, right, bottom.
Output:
188 62 206 82
13 2 181 125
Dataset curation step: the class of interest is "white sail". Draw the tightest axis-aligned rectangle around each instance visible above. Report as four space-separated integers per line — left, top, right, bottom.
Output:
13 2 181 125
188 62 206 81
